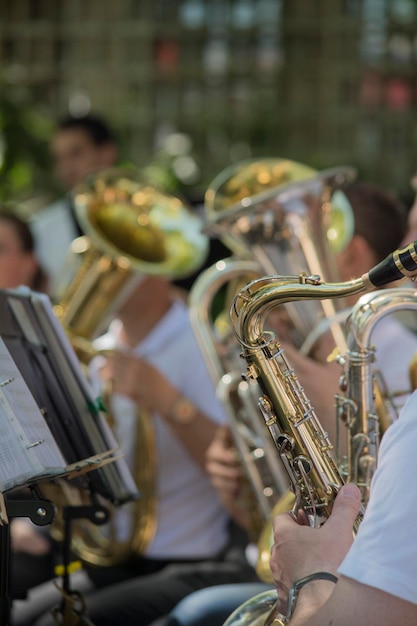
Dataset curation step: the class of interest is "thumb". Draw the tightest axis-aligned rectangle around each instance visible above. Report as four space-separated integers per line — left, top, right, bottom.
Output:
216 424 233 447
327 483 362 532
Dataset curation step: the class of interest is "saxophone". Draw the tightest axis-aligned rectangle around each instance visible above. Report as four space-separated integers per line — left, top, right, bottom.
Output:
336 286 417 504
223 241 417 626
190 159 356 579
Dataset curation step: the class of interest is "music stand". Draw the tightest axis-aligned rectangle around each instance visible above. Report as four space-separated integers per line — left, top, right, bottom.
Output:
0 286 139 624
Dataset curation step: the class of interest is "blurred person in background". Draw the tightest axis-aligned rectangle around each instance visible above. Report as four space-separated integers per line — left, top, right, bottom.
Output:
403 173 417 245
0 209 47 293
281 180 417 440
29 114 118 296
0 209 54 599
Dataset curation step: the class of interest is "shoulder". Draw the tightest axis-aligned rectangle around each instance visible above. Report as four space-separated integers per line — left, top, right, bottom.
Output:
372 315 417 356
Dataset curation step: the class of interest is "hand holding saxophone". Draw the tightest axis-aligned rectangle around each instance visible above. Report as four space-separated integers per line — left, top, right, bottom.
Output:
270 483 361 622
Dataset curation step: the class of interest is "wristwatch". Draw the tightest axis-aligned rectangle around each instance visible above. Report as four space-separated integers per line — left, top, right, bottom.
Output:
169 396 199 424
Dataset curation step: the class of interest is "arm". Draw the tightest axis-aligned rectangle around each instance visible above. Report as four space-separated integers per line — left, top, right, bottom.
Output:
288 576 417 626
270 484 417 625
99 350 218 470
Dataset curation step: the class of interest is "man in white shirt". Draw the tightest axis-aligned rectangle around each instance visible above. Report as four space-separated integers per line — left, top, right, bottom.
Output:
270 388 417 625
158 181 417 626
29 114 118 296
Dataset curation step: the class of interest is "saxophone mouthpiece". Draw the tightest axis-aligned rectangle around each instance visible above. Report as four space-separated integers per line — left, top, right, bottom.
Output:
363 240 417 288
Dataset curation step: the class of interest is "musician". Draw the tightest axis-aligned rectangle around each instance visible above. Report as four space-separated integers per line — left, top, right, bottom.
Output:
29 114 118 296
13 271 258 626
158 180 417 626
270 388 417 624
0 209 47 292
280 180 417 444
403 173 417 244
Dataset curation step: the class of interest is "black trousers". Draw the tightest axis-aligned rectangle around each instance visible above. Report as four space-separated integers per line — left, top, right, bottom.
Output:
12 548 259 626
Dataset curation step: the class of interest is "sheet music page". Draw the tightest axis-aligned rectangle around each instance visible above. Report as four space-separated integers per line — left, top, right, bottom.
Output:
4 290 138 504
0 336 67 491
29 293 139 501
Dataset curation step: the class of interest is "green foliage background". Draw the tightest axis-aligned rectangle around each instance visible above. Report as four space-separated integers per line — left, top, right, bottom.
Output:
0 85 57 211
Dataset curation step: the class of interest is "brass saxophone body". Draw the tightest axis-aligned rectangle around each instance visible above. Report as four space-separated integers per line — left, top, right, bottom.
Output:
231 273 368 528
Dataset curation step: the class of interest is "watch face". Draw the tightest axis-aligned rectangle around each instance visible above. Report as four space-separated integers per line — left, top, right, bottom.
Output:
171 398 198 424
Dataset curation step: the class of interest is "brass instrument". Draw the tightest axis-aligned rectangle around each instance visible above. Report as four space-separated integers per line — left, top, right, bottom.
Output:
189 259 290 541
223 241 417 625
204 157 356 353
51 167 209 567
189 158 355 581
55 166 208 343
335 287 417 504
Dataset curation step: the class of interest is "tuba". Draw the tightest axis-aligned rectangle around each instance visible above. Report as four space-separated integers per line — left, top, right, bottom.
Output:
51 167 209 567
204 158 356 352
189 158 355 578
223 241 417 625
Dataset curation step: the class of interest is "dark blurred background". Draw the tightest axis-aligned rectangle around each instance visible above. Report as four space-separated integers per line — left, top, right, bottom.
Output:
1 0 417 209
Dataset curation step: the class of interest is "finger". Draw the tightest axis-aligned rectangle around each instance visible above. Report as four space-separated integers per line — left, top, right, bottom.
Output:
294 509 309 526
206 461 242 481
210 476 240 497
206 445 239 466
272 509 301 537
326 483 361 532
216 425 234 447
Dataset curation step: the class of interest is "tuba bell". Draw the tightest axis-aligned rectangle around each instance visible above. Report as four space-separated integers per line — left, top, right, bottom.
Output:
204 157 356 352
189 157 356 581
51 167 209 567
54 166 208 345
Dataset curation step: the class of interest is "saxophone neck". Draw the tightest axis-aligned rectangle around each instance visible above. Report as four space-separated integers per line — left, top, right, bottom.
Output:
231 274 366 346
232 240 417 347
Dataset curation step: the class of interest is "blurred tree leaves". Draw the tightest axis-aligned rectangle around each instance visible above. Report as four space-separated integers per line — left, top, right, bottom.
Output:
0 86 57 208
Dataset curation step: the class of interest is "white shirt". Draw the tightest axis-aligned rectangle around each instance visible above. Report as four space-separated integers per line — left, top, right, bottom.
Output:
29 198 80 297
92 298 230 559
339 388 417 605
370 314 417 417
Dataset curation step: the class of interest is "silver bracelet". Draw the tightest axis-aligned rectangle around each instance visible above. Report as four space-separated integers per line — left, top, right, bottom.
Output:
286 571 338 621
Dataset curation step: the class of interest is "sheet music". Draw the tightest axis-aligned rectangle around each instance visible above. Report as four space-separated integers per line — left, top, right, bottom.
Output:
0 337 67 491
28 292 139 502
3 289 139 504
